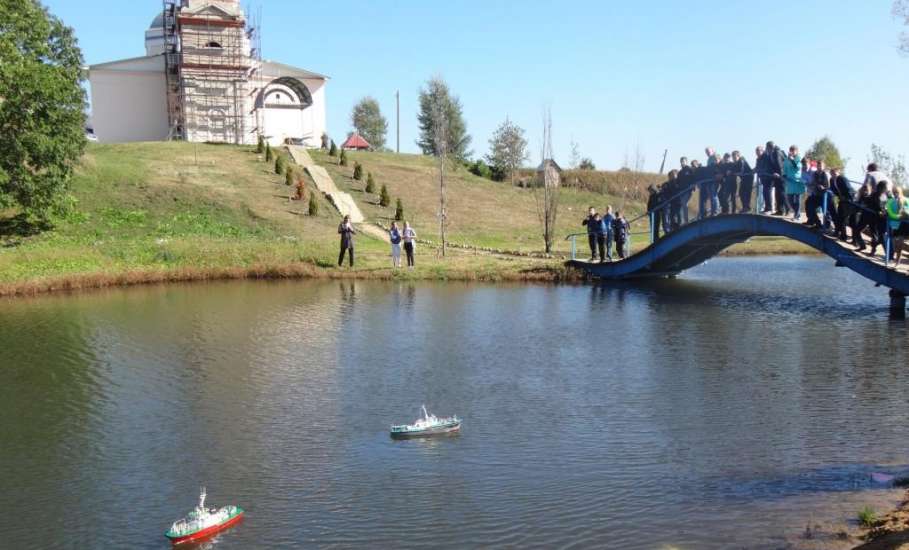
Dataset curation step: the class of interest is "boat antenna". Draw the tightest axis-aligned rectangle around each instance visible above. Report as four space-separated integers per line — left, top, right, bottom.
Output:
199 487 206 509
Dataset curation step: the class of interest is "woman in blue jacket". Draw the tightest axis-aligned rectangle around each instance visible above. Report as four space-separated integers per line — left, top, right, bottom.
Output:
783 145 804 220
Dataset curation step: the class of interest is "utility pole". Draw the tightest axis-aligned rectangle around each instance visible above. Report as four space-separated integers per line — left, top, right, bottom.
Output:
395 90 400 154
659 149 668 175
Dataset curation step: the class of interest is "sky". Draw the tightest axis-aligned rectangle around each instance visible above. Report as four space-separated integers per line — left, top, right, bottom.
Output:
44 0 909 179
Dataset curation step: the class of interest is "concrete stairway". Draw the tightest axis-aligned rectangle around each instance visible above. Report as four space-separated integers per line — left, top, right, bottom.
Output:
286 145 364 223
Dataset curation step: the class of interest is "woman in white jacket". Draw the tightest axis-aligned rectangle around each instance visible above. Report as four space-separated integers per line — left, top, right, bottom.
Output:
402 222 417 268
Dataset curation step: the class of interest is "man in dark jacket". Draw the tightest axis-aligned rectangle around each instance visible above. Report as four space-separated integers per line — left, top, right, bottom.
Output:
678 157 694 225
731 150 754 213
613 212 629 259
338 215 357 267
718 153 737 214
805 160 831 228
763 141 788 216
755 145 771 213
582 207 601 261
647 185 662 241
830 167 854 241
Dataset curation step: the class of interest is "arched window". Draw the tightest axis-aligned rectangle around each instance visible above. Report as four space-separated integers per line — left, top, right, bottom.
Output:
257 77 313 110
204 41 222 49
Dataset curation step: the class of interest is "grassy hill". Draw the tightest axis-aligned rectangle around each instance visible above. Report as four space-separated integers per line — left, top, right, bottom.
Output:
0 142 809 296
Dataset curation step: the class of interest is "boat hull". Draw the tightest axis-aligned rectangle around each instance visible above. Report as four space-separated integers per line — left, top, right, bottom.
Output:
166 510 244 545
390 422 461 439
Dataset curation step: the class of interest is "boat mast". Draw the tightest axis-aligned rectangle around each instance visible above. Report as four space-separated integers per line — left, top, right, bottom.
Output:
199 487 206 510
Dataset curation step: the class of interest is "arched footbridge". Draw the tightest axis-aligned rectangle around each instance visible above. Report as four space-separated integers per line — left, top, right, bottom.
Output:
566 214 909 306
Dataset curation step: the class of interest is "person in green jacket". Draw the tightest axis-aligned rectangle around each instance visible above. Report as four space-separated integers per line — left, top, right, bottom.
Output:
783 145 804 221
885 186 909 265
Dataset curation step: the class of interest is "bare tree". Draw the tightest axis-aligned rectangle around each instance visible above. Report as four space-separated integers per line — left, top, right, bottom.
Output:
568 138 581 170
431 100 450 256
620 144 646 208
533 108 559 254
895 0 909 54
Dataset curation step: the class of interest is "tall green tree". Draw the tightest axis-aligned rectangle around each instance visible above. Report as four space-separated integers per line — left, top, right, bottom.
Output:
485 117 529 185
416 76 471 161
807 136 846 169
0 0 87 219
350 96 387 150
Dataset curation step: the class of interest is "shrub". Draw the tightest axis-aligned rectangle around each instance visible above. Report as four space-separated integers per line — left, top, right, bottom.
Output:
339 148 348 167
308 194 319 215
394 198 404 221
353 162 363 180
285 167 295 186
275 155 285 175
468 159 493 179
265 143 273 162
256 135 265 154
329 140 338 156
858 507 877 528
379 184 390 207
365 172 375 193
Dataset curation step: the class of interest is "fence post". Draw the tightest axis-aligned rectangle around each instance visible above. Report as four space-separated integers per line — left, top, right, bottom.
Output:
649 211 655 244
822 192 828 228
570 235 576 261
886 226 892 267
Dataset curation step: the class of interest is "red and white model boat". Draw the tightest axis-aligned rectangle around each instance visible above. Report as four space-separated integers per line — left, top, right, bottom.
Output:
165 488 244 545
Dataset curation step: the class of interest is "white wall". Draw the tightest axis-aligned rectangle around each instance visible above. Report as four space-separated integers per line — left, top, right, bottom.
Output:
89 69 169 143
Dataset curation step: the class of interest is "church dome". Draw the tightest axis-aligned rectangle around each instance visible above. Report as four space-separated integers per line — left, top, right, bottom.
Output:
149 13 164 29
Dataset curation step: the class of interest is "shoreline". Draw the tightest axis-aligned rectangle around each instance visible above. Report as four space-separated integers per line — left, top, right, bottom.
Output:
853 491 909 549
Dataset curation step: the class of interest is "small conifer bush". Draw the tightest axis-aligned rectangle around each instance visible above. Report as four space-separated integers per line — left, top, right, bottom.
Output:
265 143 273 162
394 198 404 221
329 141 338 156
365 172 375 193
256 135 265 154
339 148 348 167
275 155 285 175
308 194 319 215
379 183 390 207
353 162 363 180
285 167 295 186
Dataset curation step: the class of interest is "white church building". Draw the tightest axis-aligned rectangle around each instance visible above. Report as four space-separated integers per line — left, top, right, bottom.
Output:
88 0 327 147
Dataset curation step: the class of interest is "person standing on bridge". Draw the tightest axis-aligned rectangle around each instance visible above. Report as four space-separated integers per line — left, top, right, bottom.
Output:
647 185 662 241
582 207 601 261
732 150 753 213
601 206 616 261
679 157 694 225
853 180 878 252
783 146 804 221
886 187 909 265
764 141 788 217
719 153 737 214
613 212 629 259
338 215 357 268
830 166 854 242
755 145 772 213
806 160 831 229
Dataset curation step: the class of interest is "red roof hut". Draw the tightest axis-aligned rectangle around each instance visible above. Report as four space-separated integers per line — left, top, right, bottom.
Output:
342 133 371 151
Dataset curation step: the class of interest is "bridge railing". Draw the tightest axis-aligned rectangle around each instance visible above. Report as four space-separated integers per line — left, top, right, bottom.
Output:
568 169 901 267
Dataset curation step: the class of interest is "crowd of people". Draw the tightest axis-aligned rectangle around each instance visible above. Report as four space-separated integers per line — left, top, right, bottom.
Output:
338 216 418 269
628 142 909 266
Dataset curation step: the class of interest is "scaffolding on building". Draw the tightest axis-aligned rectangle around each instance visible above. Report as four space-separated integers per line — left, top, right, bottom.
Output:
162 0 261 145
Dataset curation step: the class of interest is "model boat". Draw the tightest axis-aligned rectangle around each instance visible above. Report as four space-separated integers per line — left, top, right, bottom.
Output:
391 405 461 438
165 488 244 544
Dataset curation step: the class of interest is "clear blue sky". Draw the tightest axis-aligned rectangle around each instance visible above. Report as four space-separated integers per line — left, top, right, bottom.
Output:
45 0 908 178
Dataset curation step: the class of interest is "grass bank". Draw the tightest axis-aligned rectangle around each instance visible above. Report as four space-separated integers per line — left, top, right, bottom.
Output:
0 142 813 298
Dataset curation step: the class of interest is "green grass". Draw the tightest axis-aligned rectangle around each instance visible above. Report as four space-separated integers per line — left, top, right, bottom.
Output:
859 506 878 528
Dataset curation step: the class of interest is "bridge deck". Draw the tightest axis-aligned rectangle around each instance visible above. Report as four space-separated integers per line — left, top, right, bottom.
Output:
567 213 909 296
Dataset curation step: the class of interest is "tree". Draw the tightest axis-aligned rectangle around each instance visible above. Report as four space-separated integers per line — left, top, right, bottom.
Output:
350 96 387 150
485 117 529 186
285 166 295 186
579 157 596 170
256 135 265 154
895 0 909 55
416 76 471 162
807 136 846 169
353 162 363 180
275 155 285 175
379 184 391 207
568 139 581 170
869 144 908 189
0 0 87 219
339 148 348 167
308 193 319 215
533 108 559 254
328 140 338 156
365 172 375 193
394 198 404 221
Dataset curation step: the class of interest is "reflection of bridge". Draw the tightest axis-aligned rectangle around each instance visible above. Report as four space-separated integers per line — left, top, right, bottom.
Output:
567 214 909 310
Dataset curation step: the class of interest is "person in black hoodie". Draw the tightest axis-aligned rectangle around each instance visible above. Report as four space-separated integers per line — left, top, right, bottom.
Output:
718 153 737 214
581 207 601 261
647 185 662 241
678 158 694 225
805 160 830 228
613 212 629 259
830 167 854 241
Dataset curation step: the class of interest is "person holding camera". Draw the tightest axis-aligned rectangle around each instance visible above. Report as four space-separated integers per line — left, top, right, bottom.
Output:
338 215 356 267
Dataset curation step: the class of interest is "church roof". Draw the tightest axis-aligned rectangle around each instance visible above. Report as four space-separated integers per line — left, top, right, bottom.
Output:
342 134 371 150
261 60 329 80
89 54 165 72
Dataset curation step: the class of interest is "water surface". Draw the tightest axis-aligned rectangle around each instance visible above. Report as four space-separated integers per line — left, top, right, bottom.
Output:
1 256 908 549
